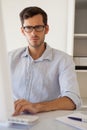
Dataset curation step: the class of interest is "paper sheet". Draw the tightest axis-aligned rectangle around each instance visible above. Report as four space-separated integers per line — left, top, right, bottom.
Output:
56 113 87 130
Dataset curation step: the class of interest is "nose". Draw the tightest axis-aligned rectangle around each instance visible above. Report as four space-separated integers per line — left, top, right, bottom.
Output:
31 28 37 36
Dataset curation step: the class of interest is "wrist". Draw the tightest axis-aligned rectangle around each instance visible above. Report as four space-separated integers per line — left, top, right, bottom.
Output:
34 101 53 113
33 103 42 113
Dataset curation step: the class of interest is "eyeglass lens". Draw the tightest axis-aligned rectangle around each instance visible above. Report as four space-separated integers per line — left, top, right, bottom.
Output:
23 25 45 33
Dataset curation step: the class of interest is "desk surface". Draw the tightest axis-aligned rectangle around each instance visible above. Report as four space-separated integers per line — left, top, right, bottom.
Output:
0 110 85 130
0 98 87 130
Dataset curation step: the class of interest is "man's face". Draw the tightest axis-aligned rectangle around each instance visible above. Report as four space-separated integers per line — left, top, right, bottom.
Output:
21 14 49 48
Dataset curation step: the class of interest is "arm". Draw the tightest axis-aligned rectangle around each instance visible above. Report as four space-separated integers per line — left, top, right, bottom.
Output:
13 96 76 115
36 96 76 112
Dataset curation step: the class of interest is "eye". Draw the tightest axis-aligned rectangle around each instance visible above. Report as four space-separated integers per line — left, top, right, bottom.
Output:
23 26 33 32
24 26 32 30
35 25 45 31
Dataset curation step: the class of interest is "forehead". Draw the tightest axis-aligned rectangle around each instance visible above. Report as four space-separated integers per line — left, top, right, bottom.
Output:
23 14 44 26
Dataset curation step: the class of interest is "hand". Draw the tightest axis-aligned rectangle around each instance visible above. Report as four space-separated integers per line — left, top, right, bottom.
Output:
13 99 38 115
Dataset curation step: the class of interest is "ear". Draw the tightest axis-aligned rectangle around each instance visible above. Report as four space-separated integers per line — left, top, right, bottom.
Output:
21 27 25 36
45 25 49 34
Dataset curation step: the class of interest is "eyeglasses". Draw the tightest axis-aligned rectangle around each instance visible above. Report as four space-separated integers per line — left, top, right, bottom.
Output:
23 25 45 33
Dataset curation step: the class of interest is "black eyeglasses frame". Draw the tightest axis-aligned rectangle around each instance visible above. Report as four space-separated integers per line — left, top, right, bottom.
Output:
23 25 45 33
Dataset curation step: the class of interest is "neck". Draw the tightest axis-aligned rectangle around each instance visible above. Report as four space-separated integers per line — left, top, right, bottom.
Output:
28 43 46 60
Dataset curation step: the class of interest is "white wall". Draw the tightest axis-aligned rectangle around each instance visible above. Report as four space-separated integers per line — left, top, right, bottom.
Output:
1 0 71 52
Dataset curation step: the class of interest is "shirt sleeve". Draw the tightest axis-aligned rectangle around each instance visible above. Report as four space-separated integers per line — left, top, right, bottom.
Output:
58 55 82 109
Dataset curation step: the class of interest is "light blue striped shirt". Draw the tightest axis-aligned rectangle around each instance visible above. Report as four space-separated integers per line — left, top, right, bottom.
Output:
9 44 81 108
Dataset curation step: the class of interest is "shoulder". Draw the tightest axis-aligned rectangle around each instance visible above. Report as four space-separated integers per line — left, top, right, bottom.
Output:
50 47 75 68
52 47 72 60
8 47 27 66
47 44 73 63
8 47 27 59
47 44 69 57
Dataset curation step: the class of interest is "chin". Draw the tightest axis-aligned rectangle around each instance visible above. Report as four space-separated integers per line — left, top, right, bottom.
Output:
30 43 42 48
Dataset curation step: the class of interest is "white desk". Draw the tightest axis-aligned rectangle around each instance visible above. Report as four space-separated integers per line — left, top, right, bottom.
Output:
0 110 85 130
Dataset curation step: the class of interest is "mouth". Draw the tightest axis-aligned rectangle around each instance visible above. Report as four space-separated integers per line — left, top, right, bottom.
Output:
31 37 39 41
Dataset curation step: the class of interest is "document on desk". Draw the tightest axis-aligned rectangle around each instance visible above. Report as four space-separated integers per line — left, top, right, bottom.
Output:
56 113 87 130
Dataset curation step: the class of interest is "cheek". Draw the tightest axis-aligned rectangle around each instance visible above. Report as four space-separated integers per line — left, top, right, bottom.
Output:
25 33 31 39
25 34 31 41
40 33 45 39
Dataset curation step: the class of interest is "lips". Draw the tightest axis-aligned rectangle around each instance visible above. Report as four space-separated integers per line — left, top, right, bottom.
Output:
32 38 38 40
31 37 39 41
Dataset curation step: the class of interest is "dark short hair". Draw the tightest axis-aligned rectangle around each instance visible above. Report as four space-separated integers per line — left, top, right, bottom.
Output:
19 6 47 26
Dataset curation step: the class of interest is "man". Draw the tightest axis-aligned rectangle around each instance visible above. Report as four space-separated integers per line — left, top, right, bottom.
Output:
9 6 81 115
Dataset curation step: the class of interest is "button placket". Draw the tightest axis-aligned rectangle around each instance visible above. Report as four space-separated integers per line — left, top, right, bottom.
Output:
25 57 34 100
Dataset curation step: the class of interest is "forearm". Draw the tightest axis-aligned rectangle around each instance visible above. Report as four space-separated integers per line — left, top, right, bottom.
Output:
14 97 76 115
35 96 76 113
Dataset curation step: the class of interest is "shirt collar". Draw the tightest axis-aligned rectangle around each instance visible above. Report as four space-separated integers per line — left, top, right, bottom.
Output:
21 44 53 61
39 44 52 61
21 46 29 57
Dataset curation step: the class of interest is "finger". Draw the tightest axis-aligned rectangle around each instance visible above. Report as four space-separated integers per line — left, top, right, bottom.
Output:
15 103 23 113
13 104 30 116
14 99 25 105
12 111 20 116
15 100 29 113
14 99 25 110
18 104 31 114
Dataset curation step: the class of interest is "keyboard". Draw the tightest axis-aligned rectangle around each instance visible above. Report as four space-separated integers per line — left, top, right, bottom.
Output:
8 115 39 125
